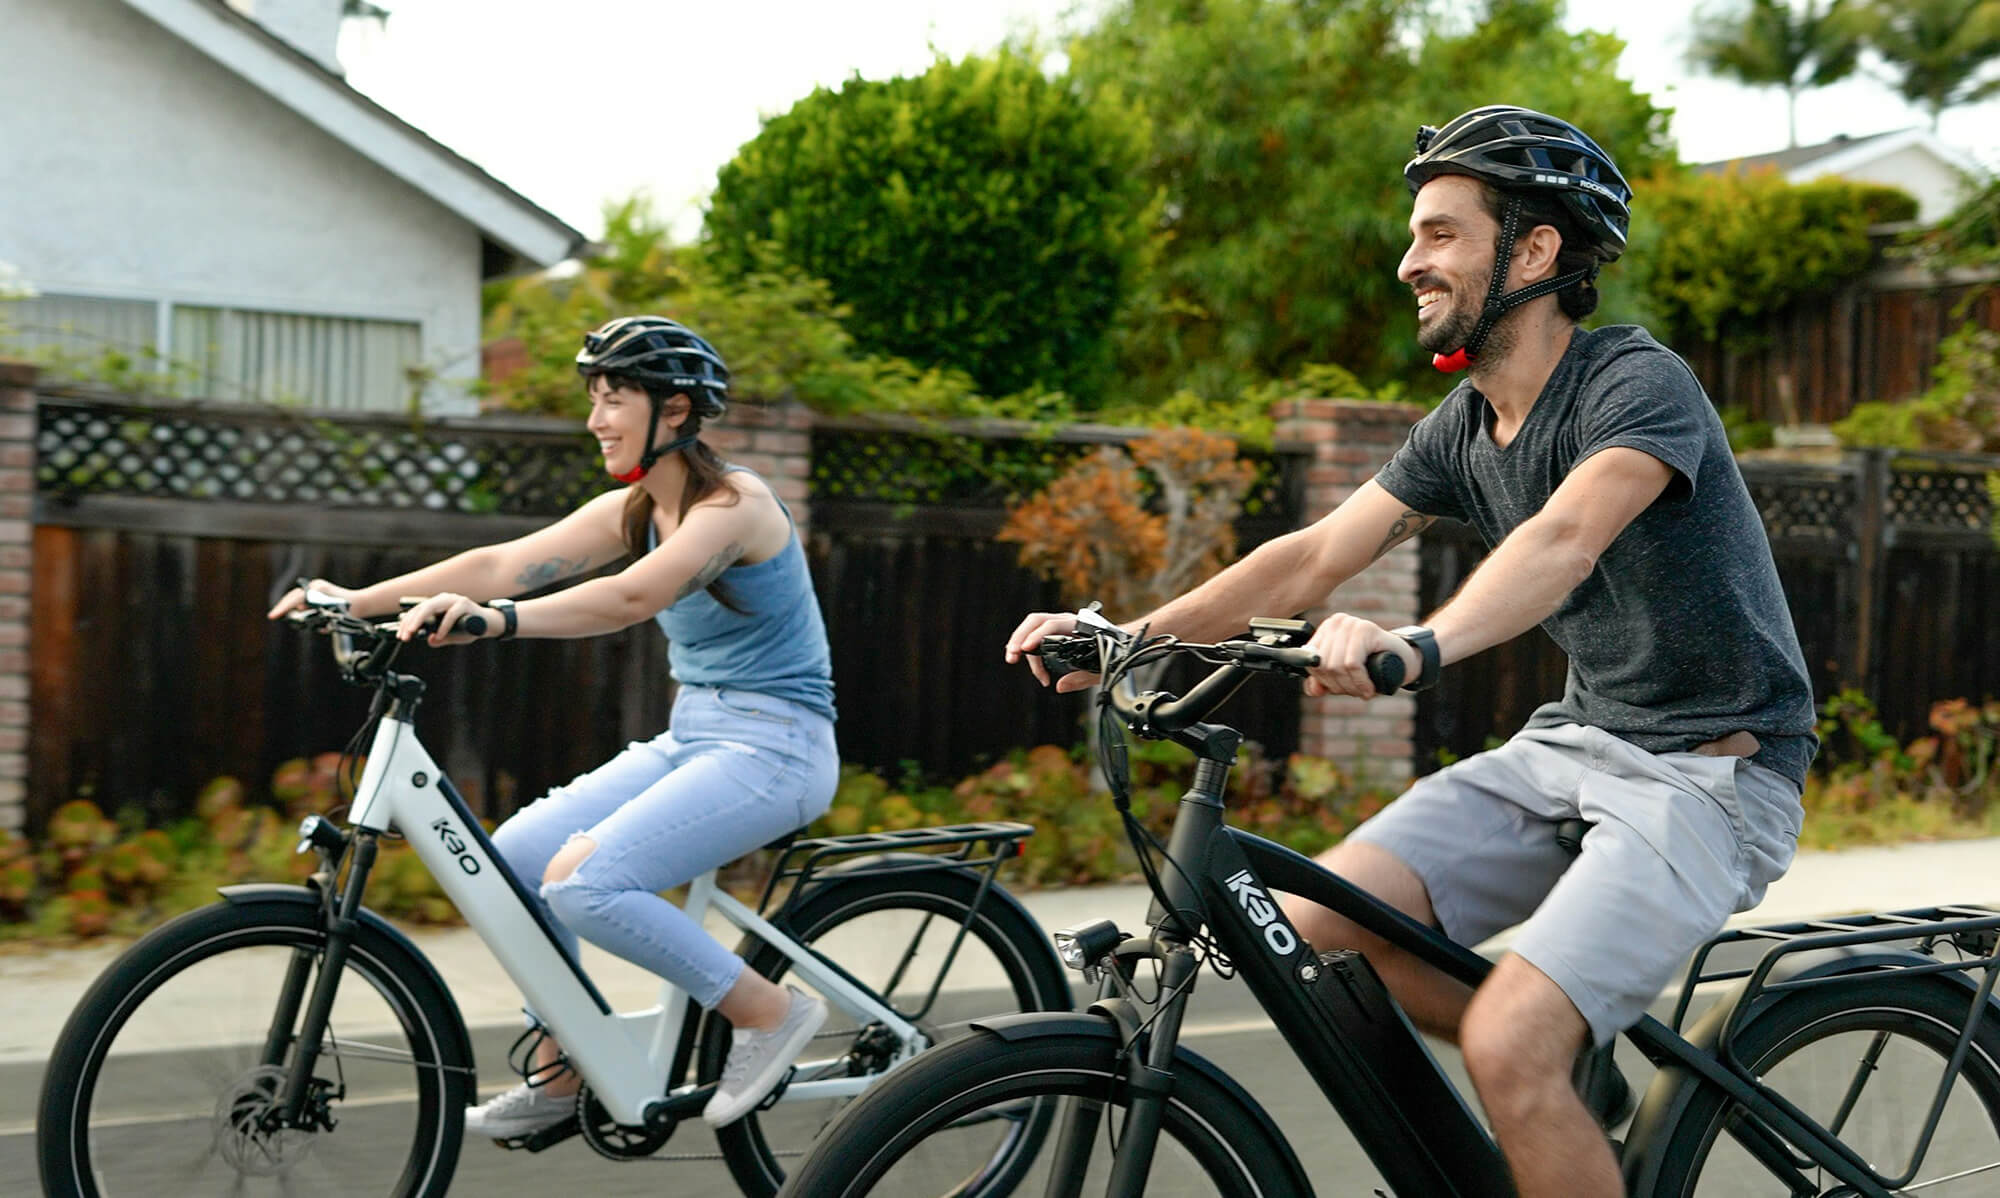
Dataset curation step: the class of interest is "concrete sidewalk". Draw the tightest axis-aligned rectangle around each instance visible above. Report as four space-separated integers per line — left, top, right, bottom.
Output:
3 835 1995 1111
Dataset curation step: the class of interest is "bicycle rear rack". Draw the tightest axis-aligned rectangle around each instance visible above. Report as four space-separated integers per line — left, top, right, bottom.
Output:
749 821 1040 1027
1672 903 2000 1035
755 821 1036 917
1670 906 2000 1192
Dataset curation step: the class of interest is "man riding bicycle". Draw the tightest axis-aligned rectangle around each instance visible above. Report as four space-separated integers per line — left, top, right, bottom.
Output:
1007 105 1817 1198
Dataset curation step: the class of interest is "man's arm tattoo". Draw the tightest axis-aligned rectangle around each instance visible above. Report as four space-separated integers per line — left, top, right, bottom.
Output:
515 555 592 590
1371 511 1435 562
674 542 745 602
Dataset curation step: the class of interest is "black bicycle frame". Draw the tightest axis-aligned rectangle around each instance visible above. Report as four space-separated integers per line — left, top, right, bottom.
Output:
1106 732 1923 1198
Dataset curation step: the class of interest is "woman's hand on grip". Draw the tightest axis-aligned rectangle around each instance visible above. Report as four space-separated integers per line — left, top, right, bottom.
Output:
395 592 499 646
1004 611 1100 693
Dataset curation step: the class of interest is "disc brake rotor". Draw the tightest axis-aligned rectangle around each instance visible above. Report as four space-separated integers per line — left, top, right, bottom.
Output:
211 1065 320 1177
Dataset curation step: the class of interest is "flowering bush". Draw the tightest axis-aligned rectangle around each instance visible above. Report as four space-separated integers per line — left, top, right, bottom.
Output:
1801 691 2000 847
824 741 1404 888
997 427 1257 616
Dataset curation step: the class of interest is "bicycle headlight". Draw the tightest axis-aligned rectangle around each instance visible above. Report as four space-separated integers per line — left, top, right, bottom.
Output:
1053 919 1123 973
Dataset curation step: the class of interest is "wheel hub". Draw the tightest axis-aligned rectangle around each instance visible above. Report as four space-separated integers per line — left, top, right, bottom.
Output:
210 1066 321 1176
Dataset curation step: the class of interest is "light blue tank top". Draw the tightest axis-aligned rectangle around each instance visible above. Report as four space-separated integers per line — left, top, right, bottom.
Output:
647 472 836 720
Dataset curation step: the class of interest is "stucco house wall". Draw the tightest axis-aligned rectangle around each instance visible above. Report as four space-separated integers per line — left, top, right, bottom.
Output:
0 0 575 413
1794 143 1972 226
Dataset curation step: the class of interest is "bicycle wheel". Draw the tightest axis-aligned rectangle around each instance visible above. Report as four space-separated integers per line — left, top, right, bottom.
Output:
37 895 472 1197
700 865 1073 1197
776 1021 1308 1197
1649 975 2000 1196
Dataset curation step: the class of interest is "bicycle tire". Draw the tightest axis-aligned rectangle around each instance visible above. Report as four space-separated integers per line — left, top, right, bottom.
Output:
699 864 1072 1197
775 1020 1310 1197
1646 975 2000 1196
36 896 472 1197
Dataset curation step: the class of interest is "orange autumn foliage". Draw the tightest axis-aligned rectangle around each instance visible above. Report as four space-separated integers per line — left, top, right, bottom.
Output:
998 428 1257 616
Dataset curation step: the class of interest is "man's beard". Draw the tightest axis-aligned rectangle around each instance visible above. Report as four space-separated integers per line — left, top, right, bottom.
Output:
1416 263 1490 355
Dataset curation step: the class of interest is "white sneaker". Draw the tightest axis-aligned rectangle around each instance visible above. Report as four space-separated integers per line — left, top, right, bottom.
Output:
703 987 828 1128
463 1082 574 1139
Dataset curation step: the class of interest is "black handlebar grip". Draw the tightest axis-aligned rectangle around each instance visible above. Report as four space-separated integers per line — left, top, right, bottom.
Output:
459 613 487 638
1242 644 1320 672
1364 651 1405 696
1035 635 1096 681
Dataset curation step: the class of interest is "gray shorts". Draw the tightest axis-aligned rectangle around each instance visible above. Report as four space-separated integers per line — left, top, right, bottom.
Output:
1347 723 1803 1045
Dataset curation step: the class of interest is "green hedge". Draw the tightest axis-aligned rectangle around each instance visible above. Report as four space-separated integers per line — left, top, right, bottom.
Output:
704 49 1156 407
1629 168 1917 347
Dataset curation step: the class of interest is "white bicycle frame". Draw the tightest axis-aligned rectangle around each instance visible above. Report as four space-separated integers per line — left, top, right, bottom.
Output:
344 710 930 1126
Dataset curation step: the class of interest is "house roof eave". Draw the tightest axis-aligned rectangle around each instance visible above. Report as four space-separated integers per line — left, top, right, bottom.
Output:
118 0 587 268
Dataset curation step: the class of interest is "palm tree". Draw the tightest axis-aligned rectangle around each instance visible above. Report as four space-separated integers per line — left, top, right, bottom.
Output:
1858 0 2000 130
1687 0 1866 147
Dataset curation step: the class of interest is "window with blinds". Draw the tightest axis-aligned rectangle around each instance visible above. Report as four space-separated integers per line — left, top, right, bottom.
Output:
0 293 423 411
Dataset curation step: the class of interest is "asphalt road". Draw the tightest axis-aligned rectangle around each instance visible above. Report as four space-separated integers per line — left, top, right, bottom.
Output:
7 976 1997 1195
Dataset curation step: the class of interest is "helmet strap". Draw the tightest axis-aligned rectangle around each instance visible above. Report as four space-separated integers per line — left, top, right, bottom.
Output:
1432 193 1597 373
609 394 700 483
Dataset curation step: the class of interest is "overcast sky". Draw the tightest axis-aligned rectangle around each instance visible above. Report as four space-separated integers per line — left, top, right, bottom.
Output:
337 0 2000 241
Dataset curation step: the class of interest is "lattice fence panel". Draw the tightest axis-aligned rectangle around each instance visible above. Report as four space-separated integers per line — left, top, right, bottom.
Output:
1887 466 1993 536
811 427 1298 520
1742 466 1860 547
36 399 604 516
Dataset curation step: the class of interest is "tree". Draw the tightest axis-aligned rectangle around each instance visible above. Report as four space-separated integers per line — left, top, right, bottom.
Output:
1857 0 2000 130
1685 0 1865 147
704 49 1156 407
1065 0 1675 403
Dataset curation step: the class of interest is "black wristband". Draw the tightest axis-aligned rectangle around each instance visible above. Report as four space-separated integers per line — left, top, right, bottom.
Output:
1388 625 1440 692
491 598 518 640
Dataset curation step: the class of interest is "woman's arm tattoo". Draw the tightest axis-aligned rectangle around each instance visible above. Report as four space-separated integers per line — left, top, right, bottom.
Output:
515 555 592 590
1371 511 1435 562
675 543 745 602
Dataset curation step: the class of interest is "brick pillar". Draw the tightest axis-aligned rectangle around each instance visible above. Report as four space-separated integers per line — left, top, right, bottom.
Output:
710 400 815 530
0 362 34 833
1271 398 1427 787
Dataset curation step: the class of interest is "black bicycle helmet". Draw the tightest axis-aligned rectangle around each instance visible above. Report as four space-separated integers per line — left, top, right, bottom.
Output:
575 315 730 480
1403 105 1634 371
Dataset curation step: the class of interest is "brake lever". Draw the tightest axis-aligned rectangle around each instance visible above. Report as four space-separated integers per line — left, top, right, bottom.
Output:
1035 634 1100 682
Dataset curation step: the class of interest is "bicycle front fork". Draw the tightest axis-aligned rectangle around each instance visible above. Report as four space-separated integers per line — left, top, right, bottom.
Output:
269 829 381 1125
1044 942 1203 1198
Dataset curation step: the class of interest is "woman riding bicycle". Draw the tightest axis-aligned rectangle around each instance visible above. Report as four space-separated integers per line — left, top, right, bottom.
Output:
267 314 838 1139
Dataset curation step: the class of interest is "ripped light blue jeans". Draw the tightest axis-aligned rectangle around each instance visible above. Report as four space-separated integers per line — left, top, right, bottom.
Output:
491 685 838 1009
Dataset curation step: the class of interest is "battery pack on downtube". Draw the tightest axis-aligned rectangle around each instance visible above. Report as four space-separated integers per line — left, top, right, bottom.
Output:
1299 949 1512 1196
1199 833 1510 1196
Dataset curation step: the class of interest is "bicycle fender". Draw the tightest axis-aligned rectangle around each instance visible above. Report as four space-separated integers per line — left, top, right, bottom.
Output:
1622 945 1981 1192
965 1009 1313 1189
218 883 477 1086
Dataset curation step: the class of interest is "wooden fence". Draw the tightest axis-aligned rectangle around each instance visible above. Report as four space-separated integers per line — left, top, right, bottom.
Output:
1678 270 2000 424
25 386 1999 836
25 392 1307 834
804 420 1307 781
1415 450 2000 766
29 390 670 833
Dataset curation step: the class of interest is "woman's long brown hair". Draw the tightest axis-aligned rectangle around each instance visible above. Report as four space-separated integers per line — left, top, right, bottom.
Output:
617 390 745 613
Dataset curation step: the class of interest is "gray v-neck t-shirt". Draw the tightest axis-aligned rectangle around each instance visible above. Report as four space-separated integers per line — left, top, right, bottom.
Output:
1374 325 1818 787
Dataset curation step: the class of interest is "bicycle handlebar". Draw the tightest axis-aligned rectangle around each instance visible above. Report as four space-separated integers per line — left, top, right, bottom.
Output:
1037 622 1406 739
284 604 484 686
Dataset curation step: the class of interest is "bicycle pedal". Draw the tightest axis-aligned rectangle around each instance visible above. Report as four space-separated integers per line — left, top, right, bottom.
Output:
497 1114 581 1153
1574 1044 1634 1131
